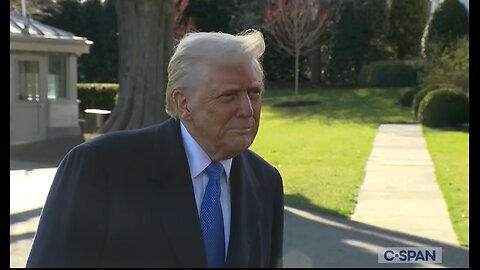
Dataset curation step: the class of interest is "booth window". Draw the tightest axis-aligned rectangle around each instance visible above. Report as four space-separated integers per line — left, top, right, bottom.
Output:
48 55 67 99
17 60 40 102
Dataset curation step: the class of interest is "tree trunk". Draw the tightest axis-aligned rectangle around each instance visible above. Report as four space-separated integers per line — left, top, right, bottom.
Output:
100 0 174 133
294 50 299 96
309 48 321 86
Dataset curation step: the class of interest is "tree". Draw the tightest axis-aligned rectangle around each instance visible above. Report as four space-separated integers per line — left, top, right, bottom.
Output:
36 0 118 83
326 0 392 86
307 18 337 86
229 0 265 33
10 0 61 20
174 0 196 39
353 0 392 63
419 36 469 91
388 0 430 59
182 0 236 32
77 0 118 83
38 1 81 35
424 0 469 57
326 1 363 86
99 0 174 132
263 0 338 95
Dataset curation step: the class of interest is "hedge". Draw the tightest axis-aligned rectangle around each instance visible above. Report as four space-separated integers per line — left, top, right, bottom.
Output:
358 60 418 88
77 83 118 118
397 87 420 107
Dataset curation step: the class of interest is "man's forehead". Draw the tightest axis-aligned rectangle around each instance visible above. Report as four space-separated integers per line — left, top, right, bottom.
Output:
216 81 262 90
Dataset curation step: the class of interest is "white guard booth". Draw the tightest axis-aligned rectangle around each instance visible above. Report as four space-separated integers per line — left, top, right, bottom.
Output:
10 14 93 145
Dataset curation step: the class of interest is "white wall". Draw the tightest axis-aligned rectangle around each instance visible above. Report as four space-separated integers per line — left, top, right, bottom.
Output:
48 101 79 127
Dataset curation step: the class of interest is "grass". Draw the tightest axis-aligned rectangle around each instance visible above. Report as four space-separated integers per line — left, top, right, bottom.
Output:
423 127 469 247
250 87 415 216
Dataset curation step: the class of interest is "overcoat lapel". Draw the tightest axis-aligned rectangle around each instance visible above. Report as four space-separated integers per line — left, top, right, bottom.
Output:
147 118 207 267
225 153 263 267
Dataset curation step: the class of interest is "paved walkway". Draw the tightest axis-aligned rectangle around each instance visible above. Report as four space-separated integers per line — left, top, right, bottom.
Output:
10 124 469 267
282 124 468 267
10 160 57 268
351 124 459 245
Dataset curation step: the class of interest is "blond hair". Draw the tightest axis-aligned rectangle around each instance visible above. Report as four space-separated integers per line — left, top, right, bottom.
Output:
165 29 265 117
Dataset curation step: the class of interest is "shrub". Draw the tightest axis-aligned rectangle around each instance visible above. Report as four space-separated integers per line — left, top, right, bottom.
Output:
77 83 119 118
397 87 420 107
358 60 418 88
411 85 458 118
419 37 469 92
418 88 469 128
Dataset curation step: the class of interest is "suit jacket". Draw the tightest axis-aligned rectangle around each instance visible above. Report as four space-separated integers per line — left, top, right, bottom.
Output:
26 117 284 268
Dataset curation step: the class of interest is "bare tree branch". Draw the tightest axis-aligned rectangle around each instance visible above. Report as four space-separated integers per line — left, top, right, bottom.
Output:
263 0 339 95
10 0 61 20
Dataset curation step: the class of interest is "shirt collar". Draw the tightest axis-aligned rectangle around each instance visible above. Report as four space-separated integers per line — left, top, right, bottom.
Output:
180 122 232 181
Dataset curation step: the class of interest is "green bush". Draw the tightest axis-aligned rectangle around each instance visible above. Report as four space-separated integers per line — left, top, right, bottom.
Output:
418 37 469 92
418 88 469 128
77 83 119 118
397 87 420 107
358 60 418 88
411 85 458 118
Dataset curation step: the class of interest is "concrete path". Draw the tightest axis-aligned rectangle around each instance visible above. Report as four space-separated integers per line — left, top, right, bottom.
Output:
10 160 57 268
284 206 468 268
351 124 459 245
283 123 468 267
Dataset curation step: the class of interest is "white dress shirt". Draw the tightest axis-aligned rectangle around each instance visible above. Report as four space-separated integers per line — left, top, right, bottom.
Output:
180 122 232 256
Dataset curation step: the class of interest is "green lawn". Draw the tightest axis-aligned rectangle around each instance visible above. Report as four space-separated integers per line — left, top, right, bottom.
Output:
250 88 415 216
423 127 469 247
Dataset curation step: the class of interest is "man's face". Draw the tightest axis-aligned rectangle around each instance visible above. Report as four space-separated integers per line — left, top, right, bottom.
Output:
180 61 262 161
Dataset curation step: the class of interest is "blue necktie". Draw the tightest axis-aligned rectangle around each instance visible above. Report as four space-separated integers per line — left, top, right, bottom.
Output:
200 161 225 268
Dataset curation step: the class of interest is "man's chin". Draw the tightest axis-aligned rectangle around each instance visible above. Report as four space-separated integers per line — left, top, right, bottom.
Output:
223 137 255 158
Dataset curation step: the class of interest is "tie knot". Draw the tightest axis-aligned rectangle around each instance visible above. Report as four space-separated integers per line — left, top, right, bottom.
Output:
205 161 224 181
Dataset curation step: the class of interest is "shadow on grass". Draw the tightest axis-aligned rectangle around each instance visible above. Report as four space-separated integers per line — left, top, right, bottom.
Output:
263 88 417 125
428 124 469 133
285 193 347 218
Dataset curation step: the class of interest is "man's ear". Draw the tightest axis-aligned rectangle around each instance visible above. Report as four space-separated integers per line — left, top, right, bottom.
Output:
173 89 192 121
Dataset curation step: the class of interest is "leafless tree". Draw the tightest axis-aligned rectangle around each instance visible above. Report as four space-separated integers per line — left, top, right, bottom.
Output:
174 0 196 39
263 0 339 95
10 0 61 20
100 0 174 132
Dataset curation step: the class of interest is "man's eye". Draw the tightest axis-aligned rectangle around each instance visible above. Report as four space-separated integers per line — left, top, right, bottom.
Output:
221 93 235 98
219 92 235 101
248 90 261 99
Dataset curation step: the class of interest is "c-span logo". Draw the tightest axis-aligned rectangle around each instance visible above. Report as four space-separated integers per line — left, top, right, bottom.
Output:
378 247 442 264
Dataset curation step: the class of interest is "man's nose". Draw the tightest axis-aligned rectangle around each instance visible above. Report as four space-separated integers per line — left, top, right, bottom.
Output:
236 92 254 117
